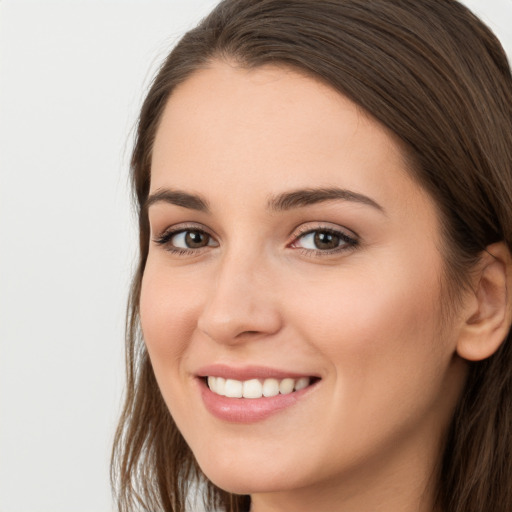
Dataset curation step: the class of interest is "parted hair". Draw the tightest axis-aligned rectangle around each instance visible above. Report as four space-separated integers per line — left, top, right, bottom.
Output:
111 1 512 511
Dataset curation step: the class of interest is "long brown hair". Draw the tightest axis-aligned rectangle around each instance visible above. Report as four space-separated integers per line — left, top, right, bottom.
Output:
111 1 512 511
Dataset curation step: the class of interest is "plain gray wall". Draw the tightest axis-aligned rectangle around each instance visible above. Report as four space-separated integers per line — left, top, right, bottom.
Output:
1 1 510 511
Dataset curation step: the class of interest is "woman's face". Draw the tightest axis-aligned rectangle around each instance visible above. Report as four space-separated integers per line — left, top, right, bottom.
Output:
141 62 468 505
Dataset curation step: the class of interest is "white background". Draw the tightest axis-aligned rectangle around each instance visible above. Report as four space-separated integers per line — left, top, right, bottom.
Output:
0 1 510 511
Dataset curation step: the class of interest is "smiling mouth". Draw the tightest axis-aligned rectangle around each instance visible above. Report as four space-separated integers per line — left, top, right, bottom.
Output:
205 376 320 399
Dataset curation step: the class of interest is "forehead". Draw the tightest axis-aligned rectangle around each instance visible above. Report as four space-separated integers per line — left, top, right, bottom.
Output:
150 61 433 223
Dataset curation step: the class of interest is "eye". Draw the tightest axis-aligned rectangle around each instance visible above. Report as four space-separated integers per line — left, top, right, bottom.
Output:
153 227 218 253
290 227 358 253
171 230 214 249
299 231 341 250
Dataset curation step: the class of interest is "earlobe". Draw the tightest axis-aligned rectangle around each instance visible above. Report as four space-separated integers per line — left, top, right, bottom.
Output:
456 242 512 362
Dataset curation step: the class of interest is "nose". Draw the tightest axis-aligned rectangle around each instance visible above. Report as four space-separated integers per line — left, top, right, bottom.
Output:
197 251 282 345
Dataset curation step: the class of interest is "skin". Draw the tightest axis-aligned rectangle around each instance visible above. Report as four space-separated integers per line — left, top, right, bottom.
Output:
140 61 471 512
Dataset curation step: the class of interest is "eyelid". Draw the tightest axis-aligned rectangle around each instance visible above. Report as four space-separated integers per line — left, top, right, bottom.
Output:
289 222 358 241
288 223 360 254
151 221 359 257
152 222 219 253
152 222 215 240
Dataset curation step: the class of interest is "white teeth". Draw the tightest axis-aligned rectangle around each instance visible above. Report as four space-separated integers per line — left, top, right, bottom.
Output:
207 376 312 398
242 379 263 398
294 377 309 391
262 378 280 397
224 379 243 398
216 377 226 394
208 376 225 395
279 378 295 395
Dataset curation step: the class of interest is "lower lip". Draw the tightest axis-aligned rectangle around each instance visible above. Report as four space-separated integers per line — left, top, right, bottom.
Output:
198 379 317 423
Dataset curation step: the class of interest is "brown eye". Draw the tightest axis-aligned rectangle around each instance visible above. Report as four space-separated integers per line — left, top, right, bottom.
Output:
313 231 340 250
156 229 218 251
184 230 210 248
292 227 358 253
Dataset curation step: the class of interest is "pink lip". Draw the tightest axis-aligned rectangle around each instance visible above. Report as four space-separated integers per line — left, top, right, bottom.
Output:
196 364 316 381
195 365 320 423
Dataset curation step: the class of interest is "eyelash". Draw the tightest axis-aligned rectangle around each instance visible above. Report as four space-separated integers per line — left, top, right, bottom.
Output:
290 225 359 256
153 224 215 256
153 224 359 257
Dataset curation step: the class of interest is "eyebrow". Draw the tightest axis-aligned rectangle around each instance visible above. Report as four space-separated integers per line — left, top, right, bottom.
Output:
145 189 210 213
267 187 385 213
144 186 384 214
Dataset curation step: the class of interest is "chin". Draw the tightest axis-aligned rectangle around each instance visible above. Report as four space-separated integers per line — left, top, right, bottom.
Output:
204 473 291 496
196 455 304 495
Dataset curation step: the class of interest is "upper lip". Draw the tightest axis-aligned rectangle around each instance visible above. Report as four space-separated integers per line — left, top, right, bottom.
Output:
196 364 319 381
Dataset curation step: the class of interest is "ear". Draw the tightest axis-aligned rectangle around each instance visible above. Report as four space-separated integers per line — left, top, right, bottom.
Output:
456 242 512 361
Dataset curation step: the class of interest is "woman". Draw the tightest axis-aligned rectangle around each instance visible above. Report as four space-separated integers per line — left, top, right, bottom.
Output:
111 1 512 511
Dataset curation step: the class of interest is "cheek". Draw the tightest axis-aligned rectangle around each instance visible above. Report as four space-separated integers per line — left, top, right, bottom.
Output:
280 257 456 461
294 258 440 337
139 261 202 366
139 261 210 433
288 256 449 399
